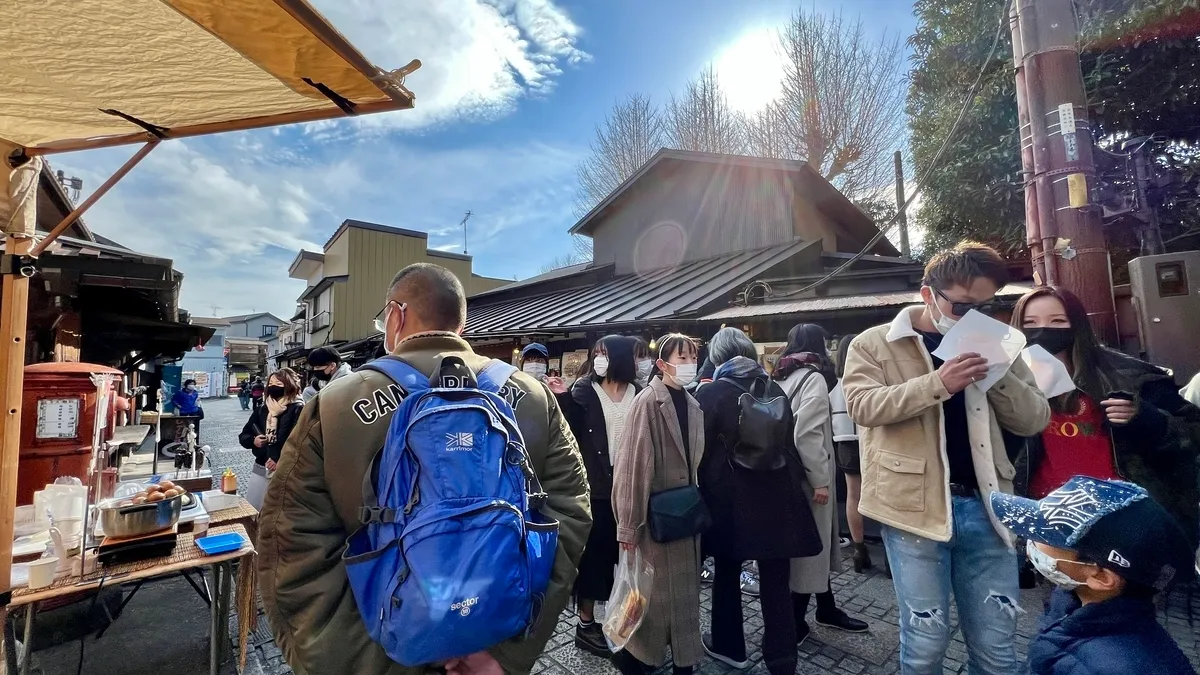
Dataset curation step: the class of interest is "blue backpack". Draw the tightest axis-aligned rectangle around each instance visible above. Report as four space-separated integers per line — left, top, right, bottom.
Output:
343 356 559 666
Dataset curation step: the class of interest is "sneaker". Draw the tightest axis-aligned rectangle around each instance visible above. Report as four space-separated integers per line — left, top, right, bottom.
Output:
739 570 760 597
701 558 714 584
575 622 611 658
702 634 749 669
839 537 852 548
815 608 869 633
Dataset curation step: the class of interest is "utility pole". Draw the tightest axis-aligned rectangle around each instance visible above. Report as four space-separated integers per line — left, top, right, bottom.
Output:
460 210 472 255
1012 0 1118 343
894 151 911 260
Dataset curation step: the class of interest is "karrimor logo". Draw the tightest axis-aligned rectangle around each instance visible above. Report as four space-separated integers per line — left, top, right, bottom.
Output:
446 432 474 452
450 597 479 617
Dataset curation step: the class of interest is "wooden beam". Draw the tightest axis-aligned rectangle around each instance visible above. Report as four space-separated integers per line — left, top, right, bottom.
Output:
30 142 158 257
21 99 410 156
0 235 32 649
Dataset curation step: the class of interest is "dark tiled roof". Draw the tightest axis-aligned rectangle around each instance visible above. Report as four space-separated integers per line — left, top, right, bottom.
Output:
700 284 1033 320
464 241 817 338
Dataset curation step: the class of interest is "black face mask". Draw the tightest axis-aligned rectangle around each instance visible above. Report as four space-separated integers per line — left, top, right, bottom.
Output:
1025 327 1075 355
314 369 332 382
267 385 286 399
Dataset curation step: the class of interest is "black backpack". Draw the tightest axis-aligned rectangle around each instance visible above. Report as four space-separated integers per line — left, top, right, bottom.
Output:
722 372 813 471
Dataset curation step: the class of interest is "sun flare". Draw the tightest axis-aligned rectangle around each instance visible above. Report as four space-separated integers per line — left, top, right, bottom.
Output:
713 28 786 114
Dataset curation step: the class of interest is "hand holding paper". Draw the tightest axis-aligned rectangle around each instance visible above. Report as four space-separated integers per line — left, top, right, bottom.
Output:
931 310 1027 393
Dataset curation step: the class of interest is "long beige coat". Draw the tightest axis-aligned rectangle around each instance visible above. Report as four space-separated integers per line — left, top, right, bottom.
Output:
778 367 841 594
612 377 705 668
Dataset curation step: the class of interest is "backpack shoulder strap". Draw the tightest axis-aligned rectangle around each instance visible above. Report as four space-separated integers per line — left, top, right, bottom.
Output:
476 359 517 395
360 356 429 394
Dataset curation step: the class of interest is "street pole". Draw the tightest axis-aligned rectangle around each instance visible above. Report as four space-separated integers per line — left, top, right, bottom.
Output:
894 151 911 260
1010 1 1048 285
1014 0 1118 343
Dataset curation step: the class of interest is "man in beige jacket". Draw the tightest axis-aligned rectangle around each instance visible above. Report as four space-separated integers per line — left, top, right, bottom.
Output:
842 242 1050 675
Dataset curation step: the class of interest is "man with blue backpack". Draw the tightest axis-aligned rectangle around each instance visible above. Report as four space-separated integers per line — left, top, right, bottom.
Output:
258 263 592 675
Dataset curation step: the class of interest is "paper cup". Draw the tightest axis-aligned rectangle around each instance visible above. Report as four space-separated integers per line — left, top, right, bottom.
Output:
28 557 58 589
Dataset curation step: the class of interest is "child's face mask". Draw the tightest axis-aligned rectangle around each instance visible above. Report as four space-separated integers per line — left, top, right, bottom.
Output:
1027 541 1096 589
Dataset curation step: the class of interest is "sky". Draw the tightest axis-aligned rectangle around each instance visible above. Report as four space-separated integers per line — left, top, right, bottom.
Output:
53 0 919 321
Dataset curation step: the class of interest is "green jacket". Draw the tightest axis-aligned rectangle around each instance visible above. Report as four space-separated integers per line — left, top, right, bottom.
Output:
257 333 592 675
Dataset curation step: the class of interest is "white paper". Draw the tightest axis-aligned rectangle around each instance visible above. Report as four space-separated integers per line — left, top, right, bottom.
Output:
1020 345 1077 399
931 310 1027 393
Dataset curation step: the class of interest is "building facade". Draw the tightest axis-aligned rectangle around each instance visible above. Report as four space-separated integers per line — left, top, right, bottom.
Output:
177 317 230 398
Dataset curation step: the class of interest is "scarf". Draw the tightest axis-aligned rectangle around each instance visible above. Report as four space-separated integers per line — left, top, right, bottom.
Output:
773 352 837 389
713 355 767 382
264 395 300 443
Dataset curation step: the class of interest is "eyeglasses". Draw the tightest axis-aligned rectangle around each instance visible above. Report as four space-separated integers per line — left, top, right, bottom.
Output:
372 301 406 333
933 287 1009 317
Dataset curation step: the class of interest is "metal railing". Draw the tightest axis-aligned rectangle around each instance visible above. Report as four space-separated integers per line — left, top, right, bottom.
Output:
308 311 331 333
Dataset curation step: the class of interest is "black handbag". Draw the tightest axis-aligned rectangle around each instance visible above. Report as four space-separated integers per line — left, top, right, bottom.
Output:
647 398 711 543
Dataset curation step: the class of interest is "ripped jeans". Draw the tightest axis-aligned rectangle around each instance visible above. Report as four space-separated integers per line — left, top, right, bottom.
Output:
882 496 1022 675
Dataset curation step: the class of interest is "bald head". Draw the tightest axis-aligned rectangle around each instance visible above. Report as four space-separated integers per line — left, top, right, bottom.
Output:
386 263 466 334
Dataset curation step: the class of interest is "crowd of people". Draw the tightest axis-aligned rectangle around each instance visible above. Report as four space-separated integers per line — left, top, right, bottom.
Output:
236 245 1199 675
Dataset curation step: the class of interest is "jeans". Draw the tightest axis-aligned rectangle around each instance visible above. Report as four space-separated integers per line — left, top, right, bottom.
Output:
882 496 1021 675
710 557 794 675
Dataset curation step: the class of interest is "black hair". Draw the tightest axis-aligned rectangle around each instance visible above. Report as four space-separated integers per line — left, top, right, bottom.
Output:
183 379 196 387
834 333 858 379
657 333 698 362
782 323 829 360
632 337 650 360
923 241 1008 291
388 263 466 331
307 346 342 367
593 335 637 385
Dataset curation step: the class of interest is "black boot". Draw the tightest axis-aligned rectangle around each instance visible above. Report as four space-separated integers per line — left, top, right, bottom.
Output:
852 542 873 573
814 591 869 633
574 621 610 659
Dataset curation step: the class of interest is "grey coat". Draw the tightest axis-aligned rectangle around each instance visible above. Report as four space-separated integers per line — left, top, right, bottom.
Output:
778 367 841 594
612 377 705 668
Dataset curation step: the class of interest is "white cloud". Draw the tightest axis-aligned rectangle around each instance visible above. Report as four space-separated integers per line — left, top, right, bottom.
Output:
307 0 590 133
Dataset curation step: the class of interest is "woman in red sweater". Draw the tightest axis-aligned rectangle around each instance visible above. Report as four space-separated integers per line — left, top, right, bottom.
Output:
1007 287 1200 543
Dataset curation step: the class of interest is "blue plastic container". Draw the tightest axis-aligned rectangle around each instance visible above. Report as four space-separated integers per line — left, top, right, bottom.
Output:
195 532 245 555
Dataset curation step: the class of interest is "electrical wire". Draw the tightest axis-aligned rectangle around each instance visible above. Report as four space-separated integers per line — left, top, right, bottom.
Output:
759 0 1015 303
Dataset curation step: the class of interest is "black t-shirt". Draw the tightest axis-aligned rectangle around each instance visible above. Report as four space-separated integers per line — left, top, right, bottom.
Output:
918 330 977 491
668 385 691 459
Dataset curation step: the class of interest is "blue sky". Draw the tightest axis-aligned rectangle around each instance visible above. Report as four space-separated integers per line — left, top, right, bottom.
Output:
55 0 918 320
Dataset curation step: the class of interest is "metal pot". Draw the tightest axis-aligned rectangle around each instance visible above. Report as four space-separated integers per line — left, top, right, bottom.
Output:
98 494 183 538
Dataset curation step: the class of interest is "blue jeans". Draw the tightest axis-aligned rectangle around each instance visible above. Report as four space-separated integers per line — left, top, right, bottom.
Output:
882 496 1022 675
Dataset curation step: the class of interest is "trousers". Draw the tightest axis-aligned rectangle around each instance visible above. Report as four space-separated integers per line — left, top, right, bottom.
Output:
882 496 1022 675
710 557 795 675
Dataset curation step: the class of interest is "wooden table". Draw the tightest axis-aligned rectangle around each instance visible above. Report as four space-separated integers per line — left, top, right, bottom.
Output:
12 524 254 675
189 496 259 670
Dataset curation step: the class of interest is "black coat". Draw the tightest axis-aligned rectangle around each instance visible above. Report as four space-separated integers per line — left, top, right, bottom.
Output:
695 377 821 562
1007 351 1200 545
238 402 304 466
557 376 640 500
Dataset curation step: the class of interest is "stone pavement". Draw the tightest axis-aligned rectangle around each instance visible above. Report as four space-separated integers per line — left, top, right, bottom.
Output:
195 397 1200 675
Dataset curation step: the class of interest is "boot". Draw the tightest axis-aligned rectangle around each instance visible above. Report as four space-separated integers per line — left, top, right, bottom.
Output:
791 593 811 645
852 542 873 573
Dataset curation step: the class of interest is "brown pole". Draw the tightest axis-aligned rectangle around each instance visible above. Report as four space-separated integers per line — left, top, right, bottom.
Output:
894 151 910 260
1011 1 1045 285
30 141 157 257
1016 0 1116 342
0 235 32 668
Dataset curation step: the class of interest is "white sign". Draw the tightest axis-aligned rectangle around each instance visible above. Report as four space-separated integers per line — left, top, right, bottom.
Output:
36 398 81 439
1058 103 1076 134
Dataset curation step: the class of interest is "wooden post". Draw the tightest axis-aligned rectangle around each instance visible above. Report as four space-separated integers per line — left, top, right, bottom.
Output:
0 235 32 672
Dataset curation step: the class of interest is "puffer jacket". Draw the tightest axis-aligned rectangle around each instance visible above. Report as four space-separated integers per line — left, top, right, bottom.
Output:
1028 588 1196 675
257 332 592 675
842 306 1050 544
1008 349 1200 546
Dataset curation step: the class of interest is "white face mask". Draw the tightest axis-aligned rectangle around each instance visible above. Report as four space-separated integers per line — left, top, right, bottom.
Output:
185 385 196 392
637 359 654 382
670 363 697 386
592 356 609 378
1026 541 1090 589
522 362 547 379
931 300 959 335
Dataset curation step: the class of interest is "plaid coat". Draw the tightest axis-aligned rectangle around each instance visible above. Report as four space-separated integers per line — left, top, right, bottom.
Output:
612 377 705 668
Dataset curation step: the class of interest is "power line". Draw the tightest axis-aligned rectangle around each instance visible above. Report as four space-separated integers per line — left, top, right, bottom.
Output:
759 0 1014 302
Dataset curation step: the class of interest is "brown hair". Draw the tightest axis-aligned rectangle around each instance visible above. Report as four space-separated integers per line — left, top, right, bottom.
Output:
268 367 302 400
923 241 1008 291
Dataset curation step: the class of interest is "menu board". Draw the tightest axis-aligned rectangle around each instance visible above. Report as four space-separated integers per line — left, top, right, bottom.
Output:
561 350 590 384
36 397 81 439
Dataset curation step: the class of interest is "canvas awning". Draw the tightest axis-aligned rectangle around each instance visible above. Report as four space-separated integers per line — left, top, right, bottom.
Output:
1 0 417 155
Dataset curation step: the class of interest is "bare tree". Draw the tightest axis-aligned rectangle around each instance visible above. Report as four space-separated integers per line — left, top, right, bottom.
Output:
662 66 747 154
753 9 906 200
575 94 664 218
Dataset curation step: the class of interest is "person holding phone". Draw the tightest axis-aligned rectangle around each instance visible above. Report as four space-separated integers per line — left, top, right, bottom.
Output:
239 368 304 509
1008 285 1200 544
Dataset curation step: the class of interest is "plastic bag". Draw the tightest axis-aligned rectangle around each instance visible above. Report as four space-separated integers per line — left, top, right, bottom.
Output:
602 548 654 652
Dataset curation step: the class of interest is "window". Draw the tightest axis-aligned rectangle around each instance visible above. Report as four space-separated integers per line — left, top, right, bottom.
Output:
260 325 278 338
